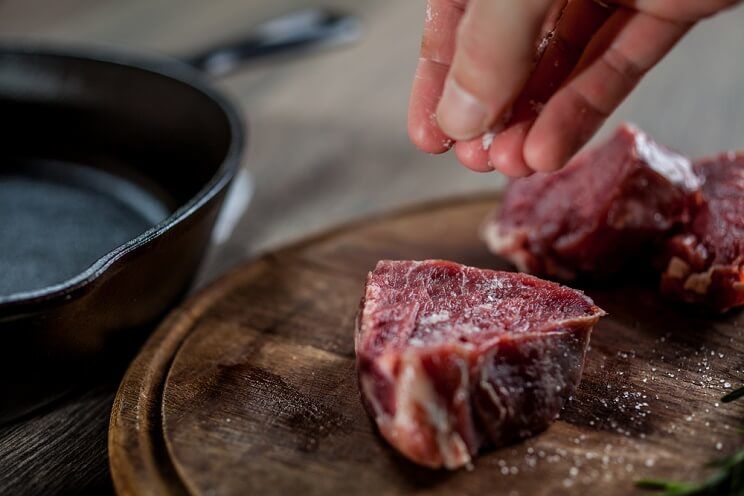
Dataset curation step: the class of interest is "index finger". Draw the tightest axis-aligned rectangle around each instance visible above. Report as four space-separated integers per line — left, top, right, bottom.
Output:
408 0 467 154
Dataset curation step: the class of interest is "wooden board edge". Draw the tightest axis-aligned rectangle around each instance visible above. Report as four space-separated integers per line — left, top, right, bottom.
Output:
107 192 501 494
108 262 268 495
108 308 194 496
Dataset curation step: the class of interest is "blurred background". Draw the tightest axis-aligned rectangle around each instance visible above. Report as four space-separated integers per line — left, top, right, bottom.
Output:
0 0 742 494
1 0 741 284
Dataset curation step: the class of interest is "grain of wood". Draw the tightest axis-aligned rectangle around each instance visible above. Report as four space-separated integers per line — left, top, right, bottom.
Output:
111 195 743 496
0 386 114 495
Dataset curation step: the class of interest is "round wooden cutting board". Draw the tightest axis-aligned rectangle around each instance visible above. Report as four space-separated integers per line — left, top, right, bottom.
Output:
109 194 743 496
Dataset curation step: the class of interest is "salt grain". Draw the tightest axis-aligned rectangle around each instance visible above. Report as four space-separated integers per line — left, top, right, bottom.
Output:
425 4 434 22
482 132 495 151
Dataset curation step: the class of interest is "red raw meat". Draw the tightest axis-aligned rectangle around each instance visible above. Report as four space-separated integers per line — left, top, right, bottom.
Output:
661 153 744 312
483 124 701 280
355 260 605 469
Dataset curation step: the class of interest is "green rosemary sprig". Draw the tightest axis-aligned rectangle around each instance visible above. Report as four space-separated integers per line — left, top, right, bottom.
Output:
722 386 744 404
636 387 744 496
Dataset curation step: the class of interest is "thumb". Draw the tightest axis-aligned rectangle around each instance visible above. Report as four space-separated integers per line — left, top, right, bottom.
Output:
436 0 553 141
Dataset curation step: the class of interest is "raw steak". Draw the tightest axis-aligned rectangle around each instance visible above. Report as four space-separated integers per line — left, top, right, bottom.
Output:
661 153 744 312
483 124 701 280
355 260 605 469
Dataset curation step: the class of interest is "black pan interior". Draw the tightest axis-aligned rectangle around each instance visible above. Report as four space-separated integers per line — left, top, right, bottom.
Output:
0 158 172 295
0 48 235 299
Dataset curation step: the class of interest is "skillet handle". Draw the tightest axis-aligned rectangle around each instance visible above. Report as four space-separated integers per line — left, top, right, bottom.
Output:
183 8 361 78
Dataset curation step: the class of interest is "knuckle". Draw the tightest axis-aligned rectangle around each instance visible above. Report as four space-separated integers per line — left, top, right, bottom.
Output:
603 46 646 82
564 84 610 119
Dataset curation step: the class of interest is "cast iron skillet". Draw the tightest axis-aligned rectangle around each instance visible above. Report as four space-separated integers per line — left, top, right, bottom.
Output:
0 9 360 424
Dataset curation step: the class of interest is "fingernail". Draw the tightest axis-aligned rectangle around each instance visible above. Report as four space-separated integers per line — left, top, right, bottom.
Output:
436 78 491 141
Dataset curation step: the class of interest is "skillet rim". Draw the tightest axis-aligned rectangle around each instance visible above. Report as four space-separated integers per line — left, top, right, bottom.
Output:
0 42 245 312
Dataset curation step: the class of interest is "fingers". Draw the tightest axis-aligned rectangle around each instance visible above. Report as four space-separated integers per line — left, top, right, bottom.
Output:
454 123 534 177
411 0 706 176
408 0 466 154
505 0 616 124
435 0 554 141
523 8 690 172
453 137 491 172
486 0 615 176
488 122 535 177
408 60 454 154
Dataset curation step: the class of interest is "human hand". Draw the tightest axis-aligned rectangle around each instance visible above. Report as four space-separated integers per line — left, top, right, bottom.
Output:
408 0 741 176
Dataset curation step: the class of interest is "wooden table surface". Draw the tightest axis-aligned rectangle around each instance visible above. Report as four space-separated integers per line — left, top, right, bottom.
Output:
0 1 742 494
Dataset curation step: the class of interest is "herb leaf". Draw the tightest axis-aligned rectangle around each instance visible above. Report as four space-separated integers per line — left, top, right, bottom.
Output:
722 386 744 403
635 479 695 492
